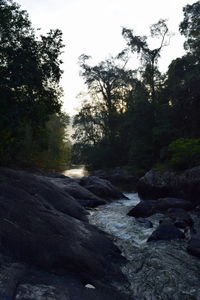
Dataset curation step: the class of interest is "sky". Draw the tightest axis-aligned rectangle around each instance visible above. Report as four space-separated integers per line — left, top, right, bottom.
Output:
17 0 195 116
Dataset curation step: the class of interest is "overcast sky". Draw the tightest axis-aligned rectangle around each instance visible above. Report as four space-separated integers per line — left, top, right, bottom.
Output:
17 0 195 115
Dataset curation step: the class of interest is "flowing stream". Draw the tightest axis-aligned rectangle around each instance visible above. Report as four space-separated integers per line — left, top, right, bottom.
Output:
89 193 200 300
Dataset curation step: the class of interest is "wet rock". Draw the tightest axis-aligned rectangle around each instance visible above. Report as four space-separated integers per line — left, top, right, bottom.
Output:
0 168 87 222
79 176 127 201
127 201 156 218
0 259 27 300
147 220 185 242
15 284 61 300
166 208 193 229
137 166 200 204
47 176 106 208
187 231 200 258
137 169 180 200
13 266 130 300
92 168 138 191
154 197 194 212
0 168 126 287
136 218 153 228
179 166 200 203
128 198 193 220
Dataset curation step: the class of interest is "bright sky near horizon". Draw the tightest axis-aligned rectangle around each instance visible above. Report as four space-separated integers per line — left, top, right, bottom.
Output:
17 0 195 116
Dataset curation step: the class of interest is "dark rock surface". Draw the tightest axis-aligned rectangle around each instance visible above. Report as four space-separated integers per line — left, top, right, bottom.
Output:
46 176 106 208
187 231 200 258
137 166 200 204
136 218 153 228
128 198 193 219
0 257 130 300
0 168 128 299
179 166 200 203
137 169 179 200
154 197 194 212
127 201 156 218
79 176 127 201
166 208 193 229
147 220 185 242
0 168 87 222
92 168 138 191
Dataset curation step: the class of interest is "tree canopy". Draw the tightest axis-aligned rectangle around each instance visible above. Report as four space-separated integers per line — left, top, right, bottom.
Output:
73 1 200 173
0 0 71 170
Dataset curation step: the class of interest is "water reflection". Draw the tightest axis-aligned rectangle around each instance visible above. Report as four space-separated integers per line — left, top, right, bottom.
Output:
63 165 88 178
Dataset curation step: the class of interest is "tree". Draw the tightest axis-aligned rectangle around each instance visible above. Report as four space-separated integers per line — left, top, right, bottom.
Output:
155 1 200 171
166 1 200 139
0 0 66 168
180 0 200 56
73 54 136 168
121 20 173 171
122 19 170 102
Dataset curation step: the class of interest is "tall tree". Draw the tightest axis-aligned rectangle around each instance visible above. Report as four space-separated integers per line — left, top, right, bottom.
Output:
166 1 200 139
180 0 200 56
122 19 169 102
0 0 65 167
73 54 136 168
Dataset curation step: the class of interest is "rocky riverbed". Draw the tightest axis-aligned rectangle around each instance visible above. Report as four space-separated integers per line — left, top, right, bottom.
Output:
89 193 200 300
0 166 200 299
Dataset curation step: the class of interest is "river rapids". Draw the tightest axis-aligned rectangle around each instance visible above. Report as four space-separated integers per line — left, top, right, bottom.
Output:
89 193 200 300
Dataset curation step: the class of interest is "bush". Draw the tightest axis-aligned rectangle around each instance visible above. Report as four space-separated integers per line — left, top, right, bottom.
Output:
160 138 200 171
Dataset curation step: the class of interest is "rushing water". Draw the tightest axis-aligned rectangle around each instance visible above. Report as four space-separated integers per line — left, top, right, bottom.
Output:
89 193 200 300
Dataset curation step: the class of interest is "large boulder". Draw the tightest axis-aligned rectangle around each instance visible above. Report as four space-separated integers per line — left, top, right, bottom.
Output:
137 166 200 204
46 176 106 208
127 198 193 219
0 168 87 221
147 220 185 242
127 201 157 218
79 176 127 201
154 197 194 212
0 168 126 288
179 166 200 203
137 169 181 200
92 168 138 191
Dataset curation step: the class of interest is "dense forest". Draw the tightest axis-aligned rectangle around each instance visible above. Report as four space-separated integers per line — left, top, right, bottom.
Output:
72 1 200 175
0 0 71 170
0 0 199 174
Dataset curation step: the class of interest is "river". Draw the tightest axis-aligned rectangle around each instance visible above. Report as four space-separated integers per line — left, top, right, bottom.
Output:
63 166 200 299
89 193 200 300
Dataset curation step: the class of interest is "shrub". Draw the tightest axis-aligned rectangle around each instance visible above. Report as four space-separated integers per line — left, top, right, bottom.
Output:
160 138 200 171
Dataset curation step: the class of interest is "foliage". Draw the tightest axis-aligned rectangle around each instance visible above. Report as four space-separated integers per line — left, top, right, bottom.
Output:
166 54 200 138
72 54 136 168
122 19 170 102
73 20 173 171
0 0 71 170
37 114 71 171
160 138 200 171
180 1 200 56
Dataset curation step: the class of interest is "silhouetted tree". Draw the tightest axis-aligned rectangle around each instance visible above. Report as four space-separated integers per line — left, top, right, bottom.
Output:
122 19 170 102
0 0 69 168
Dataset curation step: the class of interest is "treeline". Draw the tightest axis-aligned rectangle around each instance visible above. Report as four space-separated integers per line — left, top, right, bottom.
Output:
0 0 71 170
72 1 200 174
